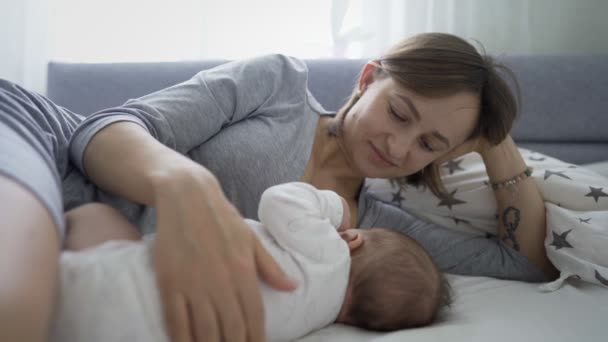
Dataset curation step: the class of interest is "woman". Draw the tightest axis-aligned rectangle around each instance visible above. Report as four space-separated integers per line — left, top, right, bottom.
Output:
0 33 557 342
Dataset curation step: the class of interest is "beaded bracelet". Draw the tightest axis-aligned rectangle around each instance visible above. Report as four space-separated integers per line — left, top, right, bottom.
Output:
490 166 533 192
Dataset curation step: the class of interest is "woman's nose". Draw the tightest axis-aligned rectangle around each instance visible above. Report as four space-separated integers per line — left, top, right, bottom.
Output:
387 132 415 163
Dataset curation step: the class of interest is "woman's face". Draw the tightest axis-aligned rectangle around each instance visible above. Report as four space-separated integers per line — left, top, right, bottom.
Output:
341 67 480 179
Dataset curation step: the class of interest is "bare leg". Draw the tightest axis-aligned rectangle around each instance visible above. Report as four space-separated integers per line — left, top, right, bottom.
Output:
64 202 142 251
0 175 60 342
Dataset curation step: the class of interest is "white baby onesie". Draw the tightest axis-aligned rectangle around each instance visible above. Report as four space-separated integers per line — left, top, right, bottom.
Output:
50 182 351 342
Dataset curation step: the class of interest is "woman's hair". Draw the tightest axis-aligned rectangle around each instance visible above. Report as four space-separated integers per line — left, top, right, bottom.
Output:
330 32 520 196
346 228 452 331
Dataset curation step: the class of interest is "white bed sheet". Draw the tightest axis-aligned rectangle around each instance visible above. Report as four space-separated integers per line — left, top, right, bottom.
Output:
297 274 608 342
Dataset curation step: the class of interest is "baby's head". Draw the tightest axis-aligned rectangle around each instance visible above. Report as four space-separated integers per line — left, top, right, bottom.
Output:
336 227 451 331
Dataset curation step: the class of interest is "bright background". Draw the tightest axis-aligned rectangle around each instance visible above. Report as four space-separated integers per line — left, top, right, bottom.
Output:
2 0 608 93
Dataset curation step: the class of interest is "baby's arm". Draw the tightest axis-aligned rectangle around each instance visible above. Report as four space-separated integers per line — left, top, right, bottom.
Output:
64 203 141 251
258 182 347 260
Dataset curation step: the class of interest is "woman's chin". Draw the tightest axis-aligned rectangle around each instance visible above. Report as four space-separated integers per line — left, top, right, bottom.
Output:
351 154 410 179
358 164 400 179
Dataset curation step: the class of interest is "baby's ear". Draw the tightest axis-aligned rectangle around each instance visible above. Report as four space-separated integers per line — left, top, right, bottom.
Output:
340 230 364 252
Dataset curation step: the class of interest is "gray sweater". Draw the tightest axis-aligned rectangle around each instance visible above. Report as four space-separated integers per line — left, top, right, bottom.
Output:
64 54 545 281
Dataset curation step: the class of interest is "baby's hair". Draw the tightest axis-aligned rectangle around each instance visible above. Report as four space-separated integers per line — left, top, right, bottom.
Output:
347 227 452 331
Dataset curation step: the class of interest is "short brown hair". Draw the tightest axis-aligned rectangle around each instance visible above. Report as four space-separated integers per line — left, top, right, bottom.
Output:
346 228 452 331
330 32 520 197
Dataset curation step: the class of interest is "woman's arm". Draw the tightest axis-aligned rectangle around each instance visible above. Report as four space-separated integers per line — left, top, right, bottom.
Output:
68 54 311 342
79 120 296 342
360 192 548 282
437 134 558 279
480 136 559 279
69 54 309 169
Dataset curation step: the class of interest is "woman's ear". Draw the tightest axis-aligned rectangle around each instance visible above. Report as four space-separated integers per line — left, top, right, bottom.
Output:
358 60 381 94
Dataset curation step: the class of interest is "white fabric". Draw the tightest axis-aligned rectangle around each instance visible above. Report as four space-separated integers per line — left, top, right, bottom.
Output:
584 160 608 178
298 274 608 342
51 182 350 342
364 148 608 289
51 240 166 342
254 182 350 341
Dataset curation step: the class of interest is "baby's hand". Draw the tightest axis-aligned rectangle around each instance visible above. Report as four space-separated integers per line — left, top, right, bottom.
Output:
338 197 351 232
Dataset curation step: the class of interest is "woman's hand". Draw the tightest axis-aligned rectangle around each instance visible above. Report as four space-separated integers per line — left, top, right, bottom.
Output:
151 166 297 342
436 135 493 165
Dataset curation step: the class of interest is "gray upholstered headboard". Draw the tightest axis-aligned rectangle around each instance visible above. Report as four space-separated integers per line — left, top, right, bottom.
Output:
47 55 608 164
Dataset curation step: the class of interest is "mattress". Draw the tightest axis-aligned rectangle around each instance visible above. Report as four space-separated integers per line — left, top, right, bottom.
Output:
297 274 608 342
298 161 608 342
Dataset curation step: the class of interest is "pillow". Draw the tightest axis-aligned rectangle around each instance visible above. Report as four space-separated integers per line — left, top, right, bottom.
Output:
365 148 608 290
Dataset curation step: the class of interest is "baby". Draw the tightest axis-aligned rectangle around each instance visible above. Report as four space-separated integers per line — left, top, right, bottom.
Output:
51 182 450 342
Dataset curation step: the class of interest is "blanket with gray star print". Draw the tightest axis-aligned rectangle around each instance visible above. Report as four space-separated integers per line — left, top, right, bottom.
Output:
365 148 608 290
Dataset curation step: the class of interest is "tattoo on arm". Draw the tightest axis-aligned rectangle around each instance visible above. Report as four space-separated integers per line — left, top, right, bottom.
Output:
501 206 521 251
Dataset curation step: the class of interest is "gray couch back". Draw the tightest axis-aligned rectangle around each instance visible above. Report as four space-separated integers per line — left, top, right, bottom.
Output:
47 55 608 164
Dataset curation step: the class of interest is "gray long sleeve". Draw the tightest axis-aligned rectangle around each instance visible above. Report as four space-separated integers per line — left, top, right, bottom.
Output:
66 54 328 227
69 54 311 175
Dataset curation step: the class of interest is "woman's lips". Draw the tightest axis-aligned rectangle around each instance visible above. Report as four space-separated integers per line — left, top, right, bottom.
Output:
369 143 396 167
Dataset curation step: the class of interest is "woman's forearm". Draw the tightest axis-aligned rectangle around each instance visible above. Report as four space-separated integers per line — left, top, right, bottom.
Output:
82 121 216 206
482 136 558 279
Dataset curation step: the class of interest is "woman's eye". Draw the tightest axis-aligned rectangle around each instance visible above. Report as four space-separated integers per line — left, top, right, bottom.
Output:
420 139 435 152
389 105 407 123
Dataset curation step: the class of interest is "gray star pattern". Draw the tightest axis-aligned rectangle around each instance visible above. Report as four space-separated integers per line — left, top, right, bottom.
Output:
578 217 591 224
444 215 471 225
550 229 574 250
443 159 464 175
595 270 608 286
437 189 467 210
529 156 546 161
544 170 572 181
585 186 608 203
391 190 405 206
